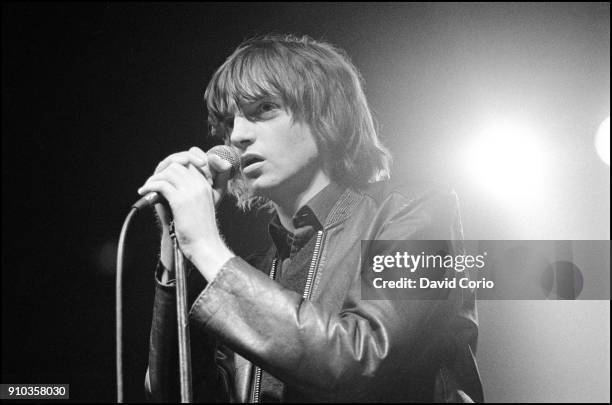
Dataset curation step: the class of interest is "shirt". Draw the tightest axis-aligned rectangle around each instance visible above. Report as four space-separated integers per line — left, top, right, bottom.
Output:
260 181 345 402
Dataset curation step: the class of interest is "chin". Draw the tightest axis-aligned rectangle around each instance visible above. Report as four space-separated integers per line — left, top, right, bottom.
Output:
249 176 286 199
249 182 273 198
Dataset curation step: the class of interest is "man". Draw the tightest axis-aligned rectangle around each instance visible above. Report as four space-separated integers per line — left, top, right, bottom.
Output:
139 34 483 402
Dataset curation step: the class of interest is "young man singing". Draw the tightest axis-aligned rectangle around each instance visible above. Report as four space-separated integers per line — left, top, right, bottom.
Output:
139 34 483 403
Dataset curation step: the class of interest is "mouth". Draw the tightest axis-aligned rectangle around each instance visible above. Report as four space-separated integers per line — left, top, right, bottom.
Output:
240 154 265 170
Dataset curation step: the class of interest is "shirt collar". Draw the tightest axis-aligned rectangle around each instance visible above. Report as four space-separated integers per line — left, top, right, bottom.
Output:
268 181 345 256
295 180 345 229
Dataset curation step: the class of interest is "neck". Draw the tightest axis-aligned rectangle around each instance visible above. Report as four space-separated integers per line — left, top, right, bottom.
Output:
273 169 330 233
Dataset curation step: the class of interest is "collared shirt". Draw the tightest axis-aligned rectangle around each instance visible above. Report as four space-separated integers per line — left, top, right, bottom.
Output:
267 181 344 292
261 181 345 402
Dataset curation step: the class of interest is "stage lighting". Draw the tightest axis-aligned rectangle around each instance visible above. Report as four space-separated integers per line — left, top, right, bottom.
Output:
464 120 548 202
595 116 610 166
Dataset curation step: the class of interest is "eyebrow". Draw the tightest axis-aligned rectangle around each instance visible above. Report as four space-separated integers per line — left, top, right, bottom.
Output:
237 96 282 111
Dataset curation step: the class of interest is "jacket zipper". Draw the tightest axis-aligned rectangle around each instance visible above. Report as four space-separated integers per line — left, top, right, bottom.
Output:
303 230 324 300
250 230 325 402
250 258 278 403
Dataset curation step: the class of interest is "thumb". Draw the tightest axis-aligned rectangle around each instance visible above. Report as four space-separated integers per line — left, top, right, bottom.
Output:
208 154 233 174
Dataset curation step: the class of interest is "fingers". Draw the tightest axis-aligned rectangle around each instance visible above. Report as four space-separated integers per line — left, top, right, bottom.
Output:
188 147 232 178
152 162 197 185
138 162 184 196
188 147 212 180
207 153 233 173
187 164 214 200
188 146 207 160
140 146 229 206
140 162 202 194
155 148 207 174
137 179 177 200
154 147 215 184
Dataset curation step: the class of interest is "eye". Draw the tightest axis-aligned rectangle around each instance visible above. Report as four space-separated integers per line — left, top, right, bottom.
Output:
258 101 278 114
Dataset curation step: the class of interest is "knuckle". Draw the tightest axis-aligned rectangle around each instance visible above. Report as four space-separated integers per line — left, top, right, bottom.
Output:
168 162 183 171
168 152 187 164
155 160 166 173
192 151 207 164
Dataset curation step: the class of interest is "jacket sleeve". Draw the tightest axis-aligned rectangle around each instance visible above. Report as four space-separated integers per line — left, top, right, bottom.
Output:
144 261 229 402
187 189 480 400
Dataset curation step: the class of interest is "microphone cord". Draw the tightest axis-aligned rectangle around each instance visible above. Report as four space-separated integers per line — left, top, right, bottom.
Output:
116 207 138 403
114 145 237 402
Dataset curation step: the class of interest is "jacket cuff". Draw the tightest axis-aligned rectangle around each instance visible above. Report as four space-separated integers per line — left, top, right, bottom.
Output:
154 259 196 288
188 256 271 329
154 260 176 288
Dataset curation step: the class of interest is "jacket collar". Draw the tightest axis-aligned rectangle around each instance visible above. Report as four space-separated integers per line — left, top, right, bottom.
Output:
268 181 347 255
268 182 365 240
322 187 364 229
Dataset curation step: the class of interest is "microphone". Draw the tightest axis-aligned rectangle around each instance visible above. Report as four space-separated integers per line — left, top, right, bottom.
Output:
132 145 240 210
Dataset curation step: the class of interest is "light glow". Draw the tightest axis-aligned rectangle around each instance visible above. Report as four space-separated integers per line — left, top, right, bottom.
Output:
595 116 610 166
464 119 548 202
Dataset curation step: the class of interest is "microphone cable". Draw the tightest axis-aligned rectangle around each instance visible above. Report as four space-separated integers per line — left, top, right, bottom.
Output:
115 144 238 402
115 207 138 403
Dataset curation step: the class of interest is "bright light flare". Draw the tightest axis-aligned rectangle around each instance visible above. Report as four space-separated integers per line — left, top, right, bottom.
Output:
595 116 610 166
464 120 548 201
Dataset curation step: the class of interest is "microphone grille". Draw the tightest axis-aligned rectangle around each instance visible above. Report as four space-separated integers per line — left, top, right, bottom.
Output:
208 145 240 176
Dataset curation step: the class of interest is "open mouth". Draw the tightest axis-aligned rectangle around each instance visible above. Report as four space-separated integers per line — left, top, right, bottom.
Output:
241 155 265 170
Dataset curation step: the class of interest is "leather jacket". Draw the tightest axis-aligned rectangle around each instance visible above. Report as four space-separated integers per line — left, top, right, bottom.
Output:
145 182 484 402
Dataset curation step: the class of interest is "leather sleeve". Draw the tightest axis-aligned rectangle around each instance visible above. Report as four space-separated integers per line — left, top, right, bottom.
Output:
187 189 477 400
144 261 229 402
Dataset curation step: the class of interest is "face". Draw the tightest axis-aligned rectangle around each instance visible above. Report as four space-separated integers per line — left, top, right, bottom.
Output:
228 97 325 203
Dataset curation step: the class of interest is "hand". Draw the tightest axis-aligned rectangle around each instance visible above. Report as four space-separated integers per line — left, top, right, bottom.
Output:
148 147 234 229
138 146 234 281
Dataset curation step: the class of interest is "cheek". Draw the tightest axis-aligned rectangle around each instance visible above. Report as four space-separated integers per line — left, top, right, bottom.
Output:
281 140 318 170
301 139 320 164
291 127 318 157
266 121 319 169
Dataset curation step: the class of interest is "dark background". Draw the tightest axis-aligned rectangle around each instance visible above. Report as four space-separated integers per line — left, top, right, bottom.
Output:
2 2 609 402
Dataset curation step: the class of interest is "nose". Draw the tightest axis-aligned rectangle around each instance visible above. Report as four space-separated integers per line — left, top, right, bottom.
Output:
230 115 256 150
